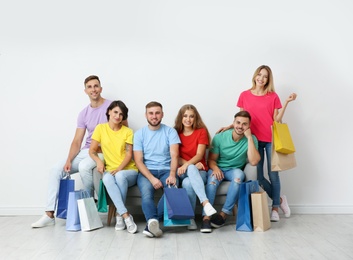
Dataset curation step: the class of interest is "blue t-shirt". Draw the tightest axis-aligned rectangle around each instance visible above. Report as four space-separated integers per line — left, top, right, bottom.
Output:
210 129 258 169
133 124 181 170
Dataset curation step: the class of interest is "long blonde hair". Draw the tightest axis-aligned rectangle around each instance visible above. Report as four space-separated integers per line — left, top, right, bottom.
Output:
250 65 275 94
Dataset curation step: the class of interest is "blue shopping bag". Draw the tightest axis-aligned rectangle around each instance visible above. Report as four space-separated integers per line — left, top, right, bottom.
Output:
164 187 194 220
56 174 75 219
236 180 259 232
163 197 191 226
66 190 90 231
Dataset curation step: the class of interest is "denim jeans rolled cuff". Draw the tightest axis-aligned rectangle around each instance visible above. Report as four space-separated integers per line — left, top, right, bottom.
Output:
257 141 281 207
103 169 138 216
45 149 102 211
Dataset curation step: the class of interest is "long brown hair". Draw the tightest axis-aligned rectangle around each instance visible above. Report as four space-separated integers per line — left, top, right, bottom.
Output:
174 104 211 143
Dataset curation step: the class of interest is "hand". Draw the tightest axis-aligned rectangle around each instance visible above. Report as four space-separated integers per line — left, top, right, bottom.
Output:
211 169 224 181
110 169 119 175
177 164 188 176
244 127 252 139
195 162 205 170
216 126 230 134
166 175 177 186
96 161 105 174
63 161 71 173
151 177 163 189
287 93 297 103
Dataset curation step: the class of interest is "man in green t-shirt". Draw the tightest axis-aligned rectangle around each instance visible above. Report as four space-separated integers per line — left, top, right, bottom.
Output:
200 111 260 233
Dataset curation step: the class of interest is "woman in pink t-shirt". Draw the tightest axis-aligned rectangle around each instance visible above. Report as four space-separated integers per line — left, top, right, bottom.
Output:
219 65 297 222
174 104 217 231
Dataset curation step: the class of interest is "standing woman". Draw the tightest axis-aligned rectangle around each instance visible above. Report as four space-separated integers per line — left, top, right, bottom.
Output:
89 100 138 233
218 65 297 222
174 104 217 231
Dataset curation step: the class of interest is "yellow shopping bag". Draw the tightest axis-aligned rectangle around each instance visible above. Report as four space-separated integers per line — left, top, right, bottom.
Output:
273 121 296 154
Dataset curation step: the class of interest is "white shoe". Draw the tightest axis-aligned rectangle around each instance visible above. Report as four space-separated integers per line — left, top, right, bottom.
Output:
187 219 197 231
31 214 55 228
270 210 280 222
115 215 126 231
280 195 291 218
204 202 217 216
124 215 137 234
146 219 163 237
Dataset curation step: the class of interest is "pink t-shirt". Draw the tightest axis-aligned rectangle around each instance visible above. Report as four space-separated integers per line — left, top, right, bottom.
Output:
178 128 209 171
237 90 281 142
77 99 111 149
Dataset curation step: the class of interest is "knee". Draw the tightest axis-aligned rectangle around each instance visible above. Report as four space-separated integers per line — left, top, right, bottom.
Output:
78 157 96 173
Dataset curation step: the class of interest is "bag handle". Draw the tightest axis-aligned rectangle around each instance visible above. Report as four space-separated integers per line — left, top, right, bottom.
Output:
63 172 71 179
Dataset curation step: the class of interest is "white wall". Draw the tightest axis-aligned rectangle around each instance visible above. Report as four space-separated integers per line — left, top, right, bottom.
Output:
1 0 352 215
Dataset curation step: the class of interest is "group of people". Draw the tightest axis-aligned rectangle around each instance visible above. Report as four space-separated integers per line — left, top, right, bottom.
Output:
31 65 297 237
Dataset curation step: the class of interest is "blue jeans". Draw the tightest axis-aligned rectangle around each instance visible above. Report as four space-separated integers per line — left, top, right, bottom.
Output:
205 168 245 215
137 170 179 222
179 165 207 211
103 169 138 215
46 149 103 211
257 141 281 207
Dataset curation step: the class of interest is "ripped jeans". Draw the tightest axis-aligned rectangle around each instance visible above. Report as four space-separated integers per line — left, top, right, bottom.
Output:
205 168 245 216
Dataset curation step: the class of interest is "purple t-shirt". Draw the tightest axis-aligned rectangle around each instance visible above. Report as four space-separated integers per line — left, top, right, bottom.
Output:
77 99 111 149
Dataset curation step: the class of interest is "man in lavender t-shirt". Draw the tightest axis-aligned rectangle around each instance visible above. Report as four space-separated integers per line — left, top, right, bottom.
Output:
32 75 114 228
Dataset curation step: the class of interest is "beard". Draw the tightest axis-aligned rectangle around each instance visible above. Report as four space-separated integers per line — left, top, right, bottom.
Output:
147 118 162 127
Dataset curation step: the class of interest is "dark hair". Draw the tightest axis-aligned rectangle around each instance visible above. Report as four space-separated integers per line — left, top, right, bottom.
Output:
106 100 129 121
145 101 163 110
234 110 251 122
84 75 100 86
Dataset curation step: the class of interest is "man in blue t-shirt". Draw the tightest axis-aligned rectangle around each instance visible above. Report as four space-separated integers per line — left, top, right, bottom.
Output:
133 101 180 238
201 111 260 233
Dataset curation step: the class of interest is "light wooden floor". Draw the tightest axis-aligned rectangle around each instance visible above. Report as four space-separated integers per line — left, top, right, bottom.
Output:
1 214 353 260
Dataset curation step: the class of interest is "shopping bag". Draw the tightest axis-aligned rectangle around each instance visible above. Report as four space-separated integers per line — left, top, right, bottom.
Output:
77 197 103 231
164 187 195 220
66 190 89 231
163 197 191 226
236 180 259 232
251 192 271 232
56 174 75 219
97 180 108 213
273 121 296 154
271 148 297 171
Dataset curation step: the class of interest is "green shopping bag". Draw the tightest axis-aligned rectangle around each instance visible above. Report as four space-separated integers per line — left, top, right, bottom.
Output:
97 180 108 212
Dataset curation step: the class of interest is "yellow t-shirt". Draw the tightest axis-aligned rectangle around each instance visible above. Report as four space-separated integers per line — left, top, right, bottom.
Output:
92 123 137 172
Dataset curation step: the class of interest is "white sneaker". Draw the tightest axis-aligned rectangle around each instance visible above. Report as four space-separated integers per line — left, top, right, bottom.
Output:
203 202 217 216
280 195 291 218
146 219 163 237
187 219 197 231
31 214 55 228
124 215 137 234
270 210 280 222
115 215 126 231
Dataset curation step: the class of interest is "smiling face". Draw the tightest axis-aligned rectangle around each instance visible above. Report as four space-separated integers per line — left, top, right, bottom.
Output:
146 106 163 127
232 116 250 136
255 68 269 88
84 79 102 101
108 106 124 125
182 109 195 129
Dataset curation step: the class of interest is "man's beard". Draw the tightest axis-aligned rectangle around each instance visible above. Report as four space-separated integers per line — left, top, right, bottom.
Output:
147 119 161 127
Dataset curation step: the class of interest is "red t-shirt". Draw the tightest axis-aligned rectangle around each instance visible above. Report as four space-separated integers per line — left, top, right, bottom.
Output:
237 90 282 142
178 128 209 171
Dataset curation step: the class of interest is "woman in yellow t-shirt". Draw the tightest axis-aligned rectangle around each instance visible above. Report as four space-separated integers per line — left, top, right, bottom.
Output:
89 100 138 234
